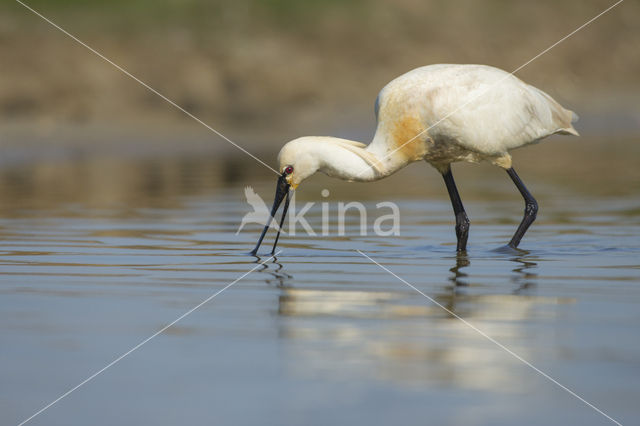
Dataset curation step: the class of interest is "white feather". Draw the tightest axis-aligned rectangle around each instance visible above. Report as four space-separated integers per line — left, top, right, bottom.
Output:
277 64 578 185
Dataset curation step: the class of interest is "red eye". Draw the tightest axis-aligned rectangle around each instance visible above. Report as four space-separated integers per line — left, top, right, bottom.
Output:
284 166 294 175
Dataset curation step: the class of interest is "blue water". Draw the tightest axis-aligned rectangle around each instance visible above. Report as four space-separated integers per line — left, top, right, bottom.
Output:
1 166 639 426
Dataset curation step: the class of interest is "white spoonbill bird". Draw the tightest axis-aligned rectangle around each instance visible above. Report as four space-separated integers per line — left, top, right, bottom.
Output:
251 64 578 255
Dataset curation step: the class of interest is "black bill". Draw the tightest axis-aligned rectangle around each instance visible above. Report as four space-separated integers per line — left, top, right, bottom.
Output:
250 174 291 256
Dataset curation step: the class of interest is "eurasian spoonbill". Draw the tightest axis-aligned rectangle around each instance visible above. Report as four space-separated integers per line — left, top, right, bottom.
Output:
251 64 578 255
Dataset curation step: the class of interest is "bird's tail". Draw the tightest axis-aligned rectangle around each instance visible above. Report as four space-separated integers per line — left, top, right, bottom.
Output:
558 110 580 136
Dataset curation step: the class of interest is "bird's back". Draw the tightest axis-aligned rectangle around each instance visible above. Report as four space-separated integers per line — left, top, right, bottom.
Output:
373 64 578 157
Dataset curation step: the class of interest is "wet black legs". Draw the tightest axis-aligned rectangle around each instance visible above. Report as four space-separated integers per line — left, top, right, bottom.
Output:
442 168 470 252
506 167 538 248
441 166 537 251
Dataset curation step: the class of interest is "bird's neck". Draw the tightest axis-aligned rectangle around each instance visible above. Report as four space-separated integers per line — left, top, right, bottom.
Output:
313 137 409 182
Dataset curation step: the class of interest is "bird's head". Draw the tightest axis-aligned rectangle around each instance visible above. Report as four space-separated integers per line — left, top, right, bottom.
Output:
277 137 321 190
250 137 319 255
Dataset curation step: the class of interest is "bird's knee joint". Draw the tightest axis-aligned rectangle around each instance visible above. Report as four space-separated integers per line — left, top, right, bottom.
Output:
456 213 470 234
525 201 538 218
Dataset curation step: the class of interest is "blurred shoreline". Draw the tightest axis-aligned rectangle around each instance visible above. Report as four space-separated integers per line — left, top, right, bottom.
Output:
2 0 639 152
1 0 638 210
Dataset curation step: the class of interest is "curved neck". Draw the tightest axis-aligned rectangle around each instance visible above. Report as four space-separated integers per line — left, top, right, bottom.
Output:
311 137 392 182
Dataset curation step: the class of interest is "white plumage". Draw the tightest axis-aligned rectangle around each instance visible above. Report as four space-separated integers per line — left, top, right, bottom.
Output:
279 64 577 187
377 64 577 153
254 64 579 253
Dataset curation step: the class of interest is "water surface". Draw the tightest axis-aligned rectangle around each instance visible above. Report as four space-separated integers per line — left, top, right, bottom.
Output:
1 153 639 426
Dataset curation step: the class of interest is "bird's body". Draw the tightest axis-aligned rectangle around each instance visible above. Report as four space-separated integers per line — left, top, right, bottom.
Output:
279 64 578 185
370 64 577 172
252 64 579 255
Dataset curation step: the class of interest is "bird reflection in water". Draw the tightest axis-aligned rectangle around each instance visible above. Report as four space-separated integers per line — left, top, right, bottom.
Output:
253 249 558 390
446 249 537 293
449 253 471 288
439 249 539 317
253 254 292 288
438 252 471 317
253 248 539 321
509 249 538 294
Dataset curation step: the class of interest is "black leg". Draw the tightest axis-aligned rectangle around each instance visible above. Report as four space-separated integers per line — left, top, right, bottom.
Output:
442 167 470 252
506 167 538 248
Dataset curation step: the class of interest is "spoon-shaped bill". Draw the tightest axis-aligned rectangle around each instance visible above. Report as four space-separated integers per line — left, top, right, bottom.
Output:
250 174 290 255
270 190 290 254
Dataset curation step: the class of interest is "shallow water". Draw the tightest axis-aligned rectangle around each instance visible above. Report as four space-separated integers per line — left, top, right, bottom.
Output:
1 154 639 426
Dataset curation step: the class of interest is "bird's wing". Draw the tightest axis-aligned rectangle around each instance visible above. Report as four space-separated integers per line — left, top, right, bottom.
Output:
396 65 579 154
337 139 368 149
244 186 268 211
527 85 579 136
334 140 384 173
